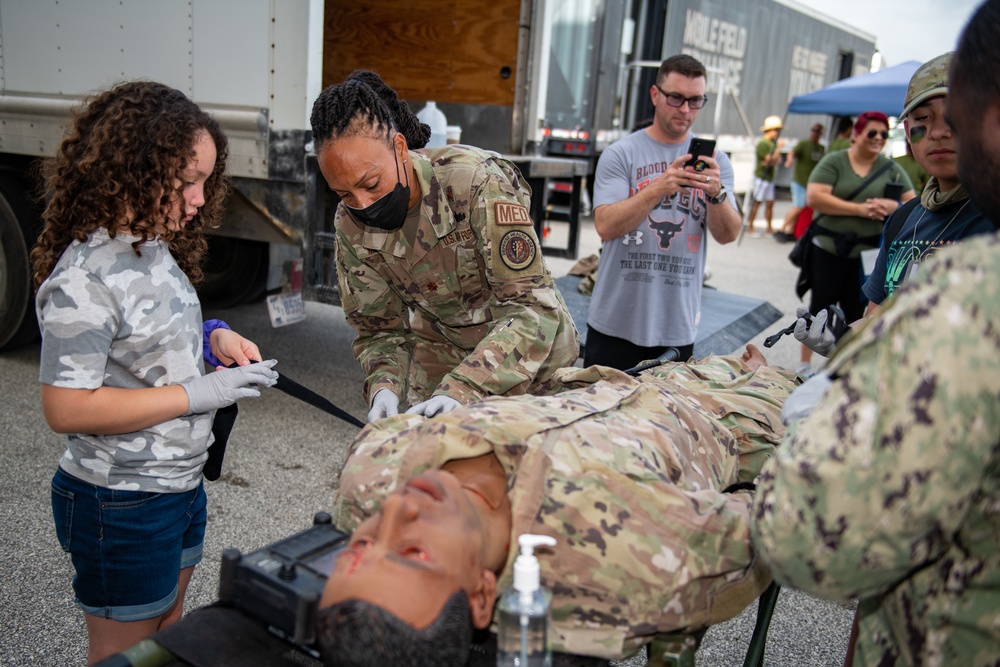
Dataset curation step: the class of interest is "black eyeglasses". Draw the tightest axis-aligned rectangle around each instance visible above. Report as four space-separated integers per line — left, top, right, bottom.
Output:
654 85 708 110
865 129 889 140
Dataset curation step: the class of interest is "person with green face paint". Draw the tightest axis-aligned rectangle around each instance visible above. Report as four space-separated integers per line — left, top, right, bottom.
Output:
792 52 997 359
751 6 1000 661
860 52 994 317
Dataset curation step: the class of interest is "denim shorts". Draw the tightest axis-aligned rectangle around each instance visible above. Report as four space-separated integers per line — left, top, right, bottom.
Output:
51 467 207 621
791 181 808 208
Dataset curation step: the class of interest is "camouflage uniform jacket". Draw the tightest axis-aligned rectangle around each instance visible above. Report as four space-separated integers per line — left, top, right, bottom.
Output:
334 144 579 406
36 228 211 492
752 233 1000 666
334 356 797 659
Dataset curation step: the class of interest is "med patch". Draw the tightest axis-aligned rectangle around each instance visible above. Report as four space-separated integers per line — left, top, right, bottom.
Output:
494 201 532 226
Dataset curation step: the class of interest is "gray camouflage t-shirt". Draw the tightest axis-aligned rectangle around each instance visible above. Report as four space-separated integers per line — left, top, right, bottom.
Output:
37 228 212 492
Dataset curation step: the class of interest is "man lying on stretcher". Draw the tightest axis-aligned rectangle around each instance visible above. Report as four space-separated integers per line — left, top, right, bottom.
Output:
316 345 799 665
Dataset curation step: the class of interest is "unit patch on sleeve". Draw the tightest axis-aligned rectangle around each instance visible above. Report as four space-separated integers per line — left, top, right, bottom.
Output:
494 202 532 225
499 229 537 271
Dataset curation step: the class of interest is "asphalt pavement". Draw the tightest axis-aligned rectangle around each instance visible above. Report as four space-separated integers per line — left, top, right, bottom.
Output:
0 197 855 666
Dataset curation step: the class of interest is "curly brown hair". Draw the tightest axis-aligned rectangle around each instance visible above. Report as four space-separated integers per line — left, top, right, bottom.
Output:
31 80 229 287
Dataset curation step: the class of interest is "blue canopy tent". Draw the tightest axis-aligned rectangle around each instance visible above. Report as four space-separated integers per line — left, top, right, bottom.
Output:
787 60 922 117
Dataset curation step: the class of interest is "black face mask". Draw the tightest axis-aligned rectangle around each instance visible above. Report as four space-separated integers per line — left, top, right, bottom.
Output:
345 147 410 231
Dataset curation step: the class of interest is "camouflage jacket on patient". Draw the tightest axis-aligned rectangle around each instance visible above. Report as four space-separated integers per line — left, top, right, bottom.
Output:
334 356 797 659
36 228 211 492
752 233 1000 666
334 145 579 407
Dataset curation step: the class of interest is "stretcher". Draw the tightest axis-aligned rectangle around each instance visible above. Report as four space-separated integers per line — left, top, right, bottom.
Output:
95 514 781 667
96 280 785 667
95 585 780 667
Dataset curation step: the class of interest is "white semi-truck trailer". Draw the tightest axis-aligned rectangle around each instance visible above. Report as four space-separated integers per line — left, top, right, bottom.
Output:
0 0 874 351
0 0 590 350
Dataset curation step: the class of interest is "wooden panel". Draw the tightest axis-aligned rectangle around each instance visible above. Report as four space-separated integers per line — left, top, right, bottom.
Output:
322 0 521 106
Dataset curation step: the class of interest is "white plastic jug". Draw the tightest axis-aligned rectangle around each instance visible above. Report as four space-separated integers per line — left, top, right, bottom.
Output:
417 101 448 148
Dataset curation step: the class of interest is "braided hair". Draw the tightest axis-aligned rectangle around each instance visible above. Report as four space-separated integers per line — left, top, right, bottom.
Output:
311 70 431 151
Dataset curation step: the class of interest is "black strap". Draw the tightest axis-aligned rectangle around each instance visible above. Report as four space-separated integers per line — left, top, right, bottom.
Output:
811 159 898 229
880 196 922 249
205 403 238 481
844 159 897 202
272 372 365 428
723 481 756 494
623 347 680 376
206 364 365 482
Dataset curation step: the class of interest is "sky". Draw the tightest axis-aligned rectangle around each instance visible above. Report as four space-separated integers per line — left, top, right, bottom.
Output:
792 0 982 68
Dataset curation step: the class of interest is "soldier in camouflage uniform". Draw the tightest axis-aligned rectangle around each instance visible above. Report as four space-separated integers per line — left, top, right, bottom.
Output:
310 71 579 423
751 4 1000 664
32 81 277 665
316 346 798 664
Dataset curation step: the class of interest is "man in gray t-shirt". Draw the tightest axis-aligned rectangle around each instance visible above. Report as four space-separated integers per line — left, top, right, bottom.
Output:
587 54 741 370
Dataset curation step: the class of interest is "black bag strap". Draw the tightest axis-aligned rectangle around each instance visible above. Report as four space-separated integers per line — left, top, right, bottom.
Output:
811 158 898 229
844 158 897 203
879 196 922 249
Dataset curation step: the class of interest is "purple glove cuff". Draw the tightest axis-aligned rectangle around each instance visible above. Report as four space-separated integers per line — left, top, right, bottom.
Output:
203 319 231 367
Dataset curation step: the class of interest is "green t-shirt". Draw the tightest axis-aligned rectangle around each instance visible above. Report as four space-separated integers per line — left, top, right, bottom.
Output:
754 138 777 181
791 139 825 186
807 151 913 258
829 137 851 152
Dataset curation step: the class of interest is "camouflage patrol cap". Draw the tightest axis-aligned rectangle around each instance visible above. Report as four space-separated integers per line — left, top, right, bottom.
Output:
901 52 953 119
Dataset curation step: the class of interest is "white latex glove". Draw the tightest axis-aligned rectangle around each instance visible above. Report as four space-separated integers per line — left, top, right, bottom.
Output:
405 395 461 418
793 306 837 357
181 360 278 415
367 389 400 423
781 371 833 426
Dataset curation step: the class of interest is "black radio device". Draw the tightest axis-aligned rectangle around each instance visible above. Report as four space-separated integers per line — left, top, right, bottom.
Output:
218 512 350 648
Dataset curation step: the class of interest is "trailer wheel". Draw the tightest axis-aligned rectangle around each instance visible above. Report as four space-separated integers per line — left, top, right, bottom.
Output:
198 236 268 309
0 177 41 350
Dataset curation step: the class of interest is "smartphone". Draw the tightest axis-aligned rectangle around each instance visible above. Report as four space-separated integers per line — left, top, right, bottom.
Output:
684 137 716 171
883 182 905 201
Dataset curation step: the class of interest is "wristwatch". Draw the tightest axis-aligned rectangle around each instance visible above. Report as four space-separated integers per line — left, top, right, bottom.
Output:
706 184 728 205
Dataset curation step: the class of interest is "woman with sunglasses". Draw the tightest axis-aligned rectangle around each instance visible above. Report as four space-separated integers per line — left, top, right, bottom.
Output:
795 111 915 375
310 70 579 423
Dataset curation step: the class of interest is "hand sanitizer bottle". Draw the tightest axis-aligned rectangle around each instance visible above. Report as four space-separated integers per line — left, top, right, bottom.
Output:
496 534 557 666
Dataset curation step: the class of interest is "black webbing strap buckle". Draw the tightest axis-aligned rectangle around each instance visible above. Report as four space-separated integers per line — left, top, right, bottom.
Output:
206 363 365 481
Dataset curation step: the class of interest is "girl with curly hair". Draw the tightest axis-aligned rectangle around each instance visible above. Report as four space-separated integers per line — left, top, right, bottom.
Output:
32 80 278 664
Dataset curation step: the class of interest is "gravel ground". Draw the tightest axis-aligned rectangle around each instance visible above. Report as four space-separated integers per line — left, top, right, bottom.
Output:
0 197 855 666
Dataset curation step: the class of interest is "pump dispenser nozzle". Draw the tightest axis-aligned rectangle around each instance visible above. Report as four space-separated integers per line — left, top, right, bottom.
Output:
513 534 556 596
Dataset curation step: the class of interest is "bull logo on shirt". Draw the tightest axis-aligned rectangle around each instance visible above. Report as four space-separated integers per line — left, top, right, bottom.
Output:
648 216 685 250
646 188 704 250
